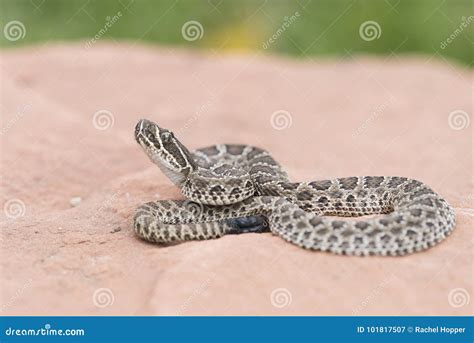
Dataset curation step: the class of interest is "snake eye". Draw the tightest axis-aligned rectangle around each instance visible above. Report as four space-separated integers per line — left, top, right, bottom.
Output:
160 131 172 143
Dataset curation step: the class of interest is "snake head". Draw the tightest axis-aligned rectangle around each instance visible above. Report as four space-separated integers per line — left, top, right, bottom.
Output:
134 119 196 185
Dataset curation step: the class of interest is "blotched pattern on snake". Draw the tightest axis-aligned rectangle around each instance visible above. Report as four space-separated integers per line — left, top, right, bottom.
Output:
133 119 455 256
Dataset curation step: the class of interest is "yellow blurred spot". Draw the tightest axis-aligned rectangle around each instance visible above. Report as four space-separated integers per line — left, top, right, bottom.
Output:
203 22 265 52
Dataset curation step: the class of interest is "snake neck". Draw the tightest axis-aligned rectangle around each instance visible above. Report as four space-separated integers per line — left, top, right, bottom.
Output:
155 158 188 186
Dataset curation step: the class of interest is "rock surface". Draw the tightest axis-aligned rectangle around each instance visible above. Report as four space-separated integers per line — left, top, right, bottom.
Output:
0 43 472 315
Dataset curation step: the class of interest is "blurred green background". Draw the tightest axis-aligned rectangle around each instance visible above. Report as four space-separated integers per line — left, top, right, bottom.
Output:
1 0 472 66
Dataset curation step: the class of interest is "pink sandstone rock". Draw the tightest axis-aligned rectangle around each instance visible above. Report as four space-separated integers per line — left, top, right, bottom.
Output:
0 43 472 315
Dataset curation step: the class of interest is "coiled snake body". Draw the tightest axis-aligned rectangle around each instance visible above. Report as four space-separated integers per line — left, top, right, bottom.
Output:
133 119 455 256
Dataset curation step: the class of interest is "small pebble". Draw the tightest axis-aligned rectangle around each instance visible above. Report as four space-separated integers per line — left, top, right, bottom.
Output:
110 226 121 233
69 197 82 207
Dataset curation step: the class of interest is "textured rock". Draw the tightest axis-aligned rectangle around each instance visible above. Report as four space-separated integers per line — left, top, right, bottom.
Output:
0 43 472 315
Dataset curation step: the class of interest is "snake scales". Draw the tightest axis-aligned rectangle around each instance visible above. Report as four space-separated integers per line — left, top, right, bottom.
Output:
133 119 455 256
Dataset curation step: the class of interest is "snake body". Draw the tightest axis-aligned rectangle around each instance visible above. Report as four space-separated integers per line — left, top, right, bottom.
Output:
133 119 455 256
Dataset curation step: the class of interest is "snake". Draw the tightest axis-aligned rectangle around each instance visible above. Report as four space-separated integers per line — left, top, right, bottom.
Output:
132 119 456 256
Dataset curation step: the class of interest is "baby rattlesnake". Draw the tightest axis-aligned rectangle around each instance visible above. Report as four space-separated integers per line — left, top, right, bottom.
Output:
133 119 455 256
